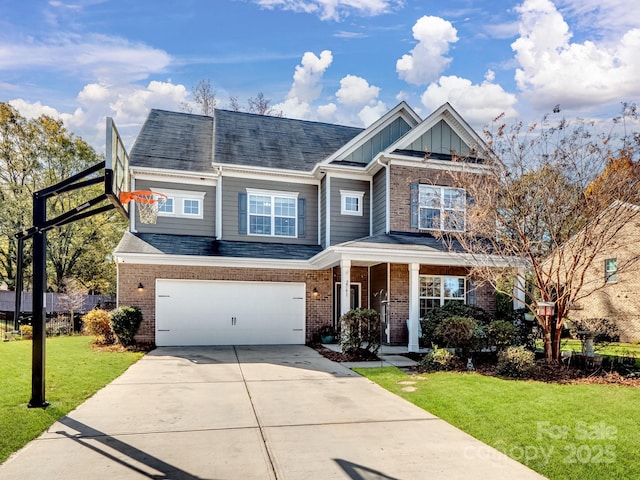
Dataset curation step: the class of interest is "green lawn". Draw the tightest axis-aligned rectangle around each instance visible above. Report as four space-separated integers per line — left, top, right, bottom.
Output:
0 336 143 464
355 367 640 480
557 339 640 357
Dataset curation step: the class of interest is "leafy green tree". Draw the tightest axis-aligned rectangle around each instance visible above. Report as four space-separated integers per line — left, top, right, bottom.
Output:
0 102 125 294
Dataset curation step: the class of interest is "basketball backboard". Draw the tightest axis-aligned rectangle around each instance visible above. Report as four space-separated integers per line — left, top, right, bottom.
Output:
105 117 130 218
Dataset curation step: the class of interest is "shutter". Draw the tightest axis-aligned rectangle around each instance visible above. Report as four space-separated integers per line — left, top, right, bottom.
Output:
238 192 247 234
410 182 419 229
298 198 306 238
466 278 476 305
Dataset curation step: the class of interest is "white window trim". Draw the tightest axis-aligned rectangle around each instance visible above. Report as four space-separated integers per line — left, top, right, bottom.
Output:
605 258 618 283
418 185 466 232
419 275 466 308
340 190 365 216
151 188 206 219
246 188 299 238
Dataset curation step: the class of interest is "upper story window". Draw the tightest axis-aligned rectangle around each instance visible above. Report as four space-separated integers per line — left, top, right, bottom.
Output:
340 190 365 216
418 185 465 232
152 188 205 220
605 258 618 283
247 189 298 238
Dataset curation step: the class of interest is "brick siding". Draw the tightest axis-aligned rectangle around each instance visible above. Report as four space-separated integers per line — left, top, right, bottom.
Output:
118 263 332 344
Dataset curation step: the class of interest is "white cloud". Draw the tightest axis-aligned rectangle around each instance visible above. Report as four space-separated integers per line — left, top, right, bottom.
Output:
512 0 640 109
8 99 64 120
421 72 518 127
254 0 401 21
396 16 458 85
273 50 333 120
9 81 190 150
0 33 171 83
317 102 337 122
336 75 380 106
358 101 388 126
557 0 640 34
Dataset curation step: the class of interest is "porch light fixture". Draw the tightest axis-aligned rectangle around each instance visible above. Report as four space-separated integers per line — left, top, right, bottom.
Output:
536 301 554 317
312 287 319 298
137 283 144 292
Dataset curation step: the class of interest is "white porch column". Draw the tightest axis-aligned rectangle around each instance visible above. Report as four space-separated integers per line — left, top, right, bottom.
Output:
408 263 420 353
340 259 351 318
513 268 526 310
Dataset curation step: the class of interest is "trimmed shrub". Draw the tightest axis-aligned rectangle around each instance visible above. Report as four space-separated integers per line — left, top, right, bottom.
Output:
487 320 517 351
19 325 33 340
110 306 143 347
340 308 381 355
497 346 535 378
82 309 115 345
434 315 483 359
421 303 493 347
418 346 458 372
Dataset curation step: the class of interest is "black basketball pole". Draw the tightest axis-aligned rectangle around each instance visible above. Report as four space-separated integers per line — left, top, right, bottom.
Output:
29 191 48 408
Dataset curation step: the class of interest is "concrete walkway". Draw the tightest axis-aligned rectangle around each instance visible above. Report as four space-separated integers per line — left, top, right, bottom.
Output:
0 345 545 479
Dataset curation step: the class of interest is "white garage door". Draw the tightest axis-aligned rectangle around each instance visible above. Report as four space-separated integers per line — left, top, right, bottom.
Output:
155 279 306 346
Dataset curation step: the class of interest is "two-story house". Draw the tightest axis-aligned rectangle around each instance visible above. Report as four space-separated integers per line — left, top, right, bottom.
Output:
113 102 516 350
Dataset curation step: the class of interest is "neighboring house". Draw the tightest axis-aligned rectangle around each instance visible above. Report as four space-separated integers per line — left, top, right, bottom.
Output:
113 102 516 349
566 202 640 343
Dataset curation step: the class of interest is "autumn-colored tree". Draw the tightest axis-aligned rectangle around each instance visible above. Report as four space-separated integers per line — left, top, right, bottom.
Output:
446 110 640 363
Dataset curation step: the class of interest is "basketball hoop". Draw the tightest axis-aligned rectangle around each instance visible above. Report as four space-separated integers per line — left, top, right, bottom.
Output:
119 191 168 224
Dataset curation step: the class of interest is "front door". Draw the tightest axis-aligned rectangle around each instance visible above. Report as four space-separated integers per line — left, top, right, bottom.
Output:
334 282 361 325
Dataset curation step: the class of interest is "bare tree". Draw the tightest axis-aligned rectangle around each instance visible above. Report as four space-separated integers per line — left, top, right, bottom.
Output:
228 95 241 112
182 79 217 116
248 92 273 115
445 110 640 363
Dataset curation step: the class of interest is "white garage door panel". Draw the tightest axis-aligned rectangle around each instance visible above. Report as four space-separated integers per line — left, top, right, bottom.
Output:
156 280 305 346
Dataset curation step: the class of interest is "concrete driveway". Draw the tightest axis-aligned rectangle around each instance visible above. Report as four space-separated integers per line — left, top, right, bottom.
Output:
0 345 545 479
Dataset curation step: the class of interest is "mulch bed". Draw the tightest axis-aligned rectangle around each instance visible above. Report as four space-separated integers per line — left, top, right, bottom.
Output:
312 345 640 386
309 343 380 362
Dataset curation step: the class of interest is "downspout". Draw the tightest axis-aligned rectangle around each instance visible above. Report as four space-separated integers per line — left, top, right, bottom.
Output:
216 165 223 239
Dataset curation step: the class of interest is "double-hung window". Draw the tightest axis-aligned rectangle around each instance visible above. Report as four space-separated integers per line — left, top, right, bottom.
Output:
248 190 298 238
418 185 466 232
605 258 618 283
419 275 465 318
152 188 205 219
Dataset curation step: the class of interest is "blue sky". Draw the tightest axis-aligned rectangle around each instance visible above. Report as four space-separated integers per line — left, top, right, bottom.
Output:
1 0 639 150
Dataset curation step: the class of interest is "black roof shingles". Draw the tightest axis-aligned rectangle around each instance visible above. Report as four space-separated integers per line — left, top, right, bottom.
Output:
129 108 363 173
116 232 322 261
130 110 215 172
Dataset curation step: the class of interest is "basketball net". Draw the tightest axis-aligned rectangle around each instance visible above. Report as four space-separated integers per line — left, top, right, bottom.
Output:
119 191 168 224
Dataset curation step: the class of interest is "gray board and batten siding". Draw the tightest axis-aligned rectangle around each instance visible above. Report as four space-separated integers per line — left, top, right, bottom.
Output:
329 177 370 246
339 117 412 166
408 119 471 157
222 176 319 245
134 179 216 237
372 169 387 235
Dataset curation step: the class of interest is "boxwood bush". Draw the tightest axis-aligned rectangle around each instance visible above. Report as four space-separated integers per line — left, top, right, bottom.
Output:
110 306 143 347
